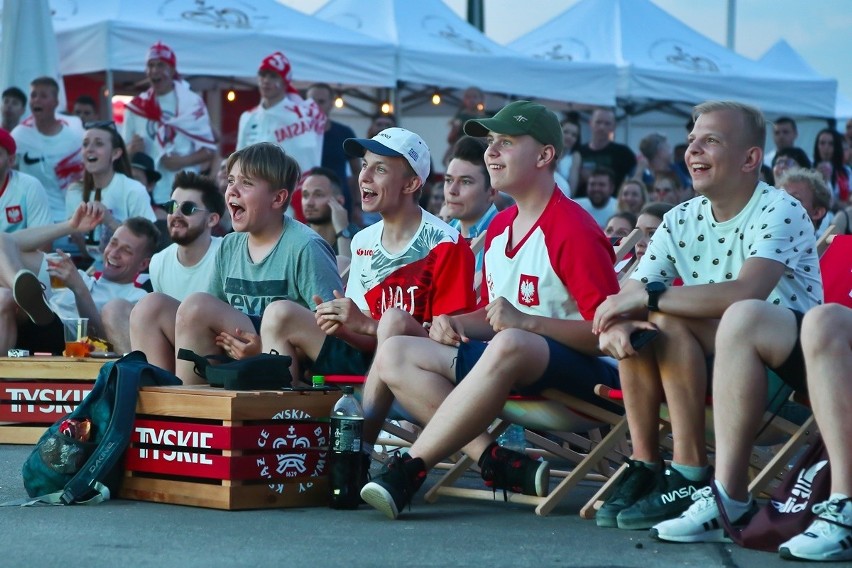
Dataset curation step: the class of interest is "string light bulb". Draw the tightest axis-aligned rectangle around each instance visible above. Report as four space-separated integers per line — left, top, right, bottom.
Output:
334 95 344 109
227 90 236 102
476 102 484 112
380 101 393 114
432 92 441 105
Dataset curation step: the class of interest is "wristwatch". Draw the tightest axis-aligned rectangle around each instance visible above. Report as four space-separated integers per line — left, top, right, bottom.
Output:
335 227 354 239
645 281 667 312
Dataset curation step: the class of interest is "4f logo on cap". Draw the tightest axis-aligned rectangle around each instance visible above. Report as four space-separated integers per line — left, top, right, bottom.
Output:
518 274 539 307
513 115 528 123
5 206 22 225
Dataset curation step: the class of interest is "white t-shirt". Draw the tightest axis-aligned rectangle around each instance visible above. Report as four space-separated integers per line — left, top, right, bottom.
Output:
149 237 222 301
0 170 52 232
65 172 156 244
574 196 617 229
47 272 148 320
11 118 84 222
236 96 324 173
632 182 823 312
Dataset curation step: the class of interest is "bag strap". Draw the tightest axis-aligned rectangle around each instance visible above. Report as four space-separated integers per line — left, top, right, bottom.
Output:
59 355 144 504
1 481 110 507
177 348 231 380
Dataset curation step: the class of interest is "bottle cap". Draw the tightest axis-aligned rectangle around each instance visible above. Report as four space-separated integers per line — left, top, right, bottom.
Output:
342 385 354 394
312 375 325 388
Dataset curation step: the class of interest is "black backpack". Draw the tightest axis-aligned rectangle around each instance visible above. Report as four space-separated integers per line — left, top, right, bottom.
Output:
18 351 181 505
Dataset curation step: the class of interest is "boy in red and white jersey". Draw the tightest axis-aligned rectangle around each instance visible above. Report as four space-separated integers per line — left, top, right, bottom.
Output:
359 101 621 520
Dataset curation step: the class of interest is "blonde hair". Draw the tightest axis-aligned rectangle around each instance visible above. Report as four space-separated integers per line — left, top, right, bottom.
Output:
226 143 300 208
693 100 766 150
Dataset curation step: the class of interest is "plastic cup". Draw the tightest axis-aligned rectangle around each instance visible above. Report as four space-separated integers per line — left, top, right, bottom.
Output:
45 253 66 289
62 318 89 357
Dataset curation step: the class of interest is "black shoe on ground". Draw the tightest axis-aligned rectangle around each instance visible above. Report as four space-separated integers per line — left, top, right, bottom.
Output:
360 453 426 520
616 466 710 530
596 458 661 528
479 443 550 499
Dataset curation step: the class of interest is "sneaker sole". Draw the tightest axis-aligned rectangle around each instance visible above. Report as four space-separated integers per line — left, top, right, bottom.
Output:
13 270 54 326
360 482 400 520
649 527 731 543
779 546 852 562
535 460 551 497
595 513 618 528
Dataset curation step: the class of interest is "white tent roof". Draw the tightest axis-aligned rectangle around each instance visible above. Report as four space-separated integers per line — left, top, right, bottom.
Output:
758 40 852 120
313 0 617 106
49 0 396 87
509 0 838 118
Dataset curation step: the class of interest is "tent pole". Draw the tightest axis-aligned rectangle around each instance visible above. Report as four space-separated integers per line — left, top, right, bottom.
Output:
393 84 401 122
105 69 115 121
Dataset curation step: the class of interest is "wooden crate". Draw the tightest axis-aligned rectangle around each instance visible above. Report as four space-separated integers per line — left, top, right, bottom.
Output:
0 356 105 444
119 385 341 510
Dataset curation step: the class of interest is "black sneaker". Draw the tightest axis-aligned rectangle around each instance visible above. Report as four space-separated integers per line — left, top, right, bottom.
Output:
616 467 710 530
596 458 661 528
479 443 550 499
360 454 426 520
357 452 372 505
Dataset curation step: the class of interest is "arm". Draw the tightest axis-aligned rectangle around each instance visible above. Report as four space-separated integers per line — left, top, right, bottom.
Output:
160 147 215 171
12 202 105 251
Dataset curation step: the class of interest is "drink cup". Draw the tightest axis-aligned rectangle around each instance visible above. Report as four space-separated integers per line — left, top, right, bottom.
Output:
62 318 89 358
45 253 66 289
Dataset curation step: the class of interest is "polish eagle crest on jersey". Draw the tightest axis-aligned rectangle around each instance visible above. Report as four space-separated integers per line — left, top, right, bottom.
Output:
518 274 540 307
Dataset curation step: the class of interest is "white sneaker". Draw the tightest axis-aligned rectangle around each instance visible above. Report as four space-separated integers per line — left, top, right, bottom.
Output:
650 485 753 543
779 495 852 562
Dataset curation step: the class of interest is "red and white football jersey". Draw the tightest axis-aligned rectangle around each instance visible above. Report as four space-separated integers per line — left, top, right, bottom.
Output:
482 188 618 320
347 210 475 322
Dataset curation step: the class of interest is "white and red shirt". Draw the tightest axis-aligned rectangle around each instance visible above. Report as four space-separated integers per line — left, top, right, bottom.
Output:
11 117 84 222
237 94 326 173
483 188 618 321
346 210 475 322
0 170 52 232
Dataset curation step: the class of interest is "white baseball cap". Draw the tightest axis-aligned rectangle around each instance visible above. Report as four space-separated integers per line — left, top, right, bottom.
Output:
343 127 431 184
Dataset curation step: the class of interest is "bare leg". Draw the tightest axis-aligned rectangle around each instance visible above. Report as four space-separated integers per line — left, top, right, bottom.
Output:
0 290 17 352
130 293 181 371
361 308 428 445
386 329 549 469
651 311 718 467
259 300 334 383
713 300 798 501
801 304 852 495
173 293 254 384
100 299 134 354
619 344 664 463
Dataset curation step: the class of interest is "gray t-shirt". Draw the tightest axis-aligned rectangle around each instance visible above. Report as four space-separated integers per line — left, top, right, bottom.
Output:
207 217 342 317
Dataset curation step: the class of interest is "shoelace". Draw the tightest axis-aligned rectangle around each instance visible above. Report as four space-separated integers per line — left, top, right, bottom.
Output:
810 498 852 535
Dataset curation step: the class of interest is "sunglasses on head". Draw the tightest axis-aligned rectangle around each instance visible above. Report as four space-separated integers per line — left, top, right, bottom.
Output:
84 120 117 131
163 200 207 216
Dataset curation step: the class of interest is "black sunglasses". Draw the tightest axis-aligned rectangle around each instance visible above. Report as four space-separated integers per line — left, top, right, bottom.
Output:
163 200 208 216
84 120 117 131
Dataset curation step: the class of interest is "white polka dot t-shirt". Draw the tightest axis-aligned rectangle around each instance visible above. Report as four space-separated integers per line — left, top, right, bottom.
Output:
632 182 823 312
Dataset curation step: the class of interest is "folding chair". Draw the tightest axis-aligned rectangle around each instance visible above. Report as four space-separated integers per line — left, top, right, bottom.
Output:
580 234 852 519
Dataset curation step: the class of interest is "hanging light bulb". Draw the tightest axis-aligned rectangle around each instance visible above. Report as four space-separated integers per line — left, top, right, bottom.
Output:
334 95 344 109
476 102 485 112
381 101 393 114
227 90 236 102
432 92 441 105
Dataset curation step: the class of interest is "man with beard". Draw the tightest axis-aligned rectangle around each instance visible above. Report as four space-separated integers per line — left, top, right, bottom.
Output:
575 167 618 228
301 167 358 259
130 172 223 362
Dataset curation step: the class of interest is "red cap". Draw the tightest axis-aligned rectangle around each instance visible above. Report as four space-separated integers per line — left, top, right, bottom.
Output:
258 51 299 94
0 128 15 156
147 41 177 69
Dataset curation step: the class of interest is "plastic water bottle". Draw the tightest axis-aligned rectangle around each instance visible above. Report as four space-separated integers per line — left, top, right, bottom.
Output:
498 424 528 453
329 386 364 509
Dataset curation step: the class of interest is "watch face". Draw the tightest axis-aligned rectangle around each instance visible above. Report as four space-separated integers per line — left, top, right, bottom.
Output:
647 281 666 293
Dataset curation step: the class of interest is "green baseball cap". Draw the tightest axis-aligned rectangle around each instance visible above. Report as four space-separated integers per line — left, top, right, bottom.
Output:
464 100 564 155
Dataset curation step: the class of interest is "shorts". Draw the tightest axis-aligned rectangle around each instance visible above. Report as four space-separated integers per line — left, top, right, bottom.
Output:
248 315 262 333
310 335 373 376
455 336 621 412
16 315 64 355
769 309 806 393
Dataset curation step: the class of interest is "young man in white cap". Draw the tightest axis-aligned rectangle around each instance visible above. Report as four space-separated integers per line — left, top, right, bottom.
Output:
0 128 52 233
237 51 326 173
245 127 475 387
358 101 620 520
123 42 216 205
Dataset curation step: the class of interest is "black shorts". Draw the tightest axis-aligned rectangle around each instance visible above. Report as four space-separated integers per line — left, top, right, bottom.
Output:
455 336 622 412
16 315 64 355
770 309 807 393
310 335 373 376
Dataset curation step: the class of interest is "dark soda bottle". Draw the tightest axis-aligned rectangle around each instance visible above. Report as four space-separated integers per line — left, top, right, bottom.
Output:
329 385 364 509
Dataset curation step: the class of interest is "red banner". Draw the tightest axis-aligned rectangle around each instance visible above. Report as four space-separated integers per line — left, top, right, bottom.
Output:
0 382 92 422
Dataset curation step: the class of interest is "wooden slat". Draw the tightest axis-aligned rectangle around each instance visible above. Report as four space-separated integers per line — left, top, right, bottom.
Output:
0 425 46 444
0 357 105 380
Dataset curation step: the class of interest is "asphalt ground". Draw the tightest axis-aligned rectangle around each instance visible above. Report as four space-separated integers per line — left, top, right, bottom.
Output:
0 444 823 568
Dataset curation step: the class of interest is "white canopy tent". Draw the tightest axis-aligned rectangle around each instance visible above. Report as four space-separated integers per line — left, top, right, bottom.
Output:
313 0 618 107
508 0 838 118
49 0 397 88
758 40 852 121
